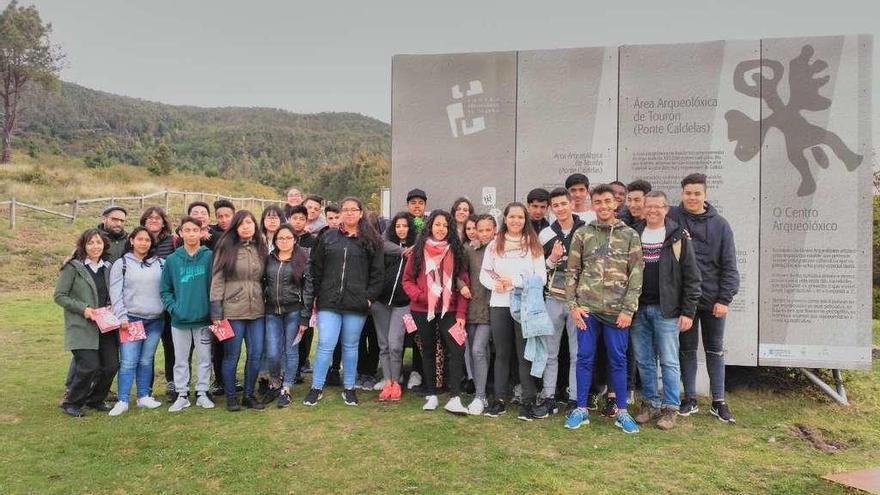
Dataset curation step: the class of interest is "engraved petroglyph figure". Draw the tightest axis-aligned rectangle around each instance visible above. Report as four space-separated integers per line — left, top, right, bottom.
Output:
725 45 863 196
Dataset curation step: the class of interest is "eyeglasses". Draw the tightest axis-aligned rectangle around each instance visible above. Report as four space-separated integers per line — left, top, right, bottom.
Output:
341 208 361 213
276 235 295 242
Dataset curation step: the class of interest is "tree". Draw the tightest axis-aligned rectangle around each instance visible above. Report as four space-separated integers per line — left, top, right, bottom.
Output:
0 1 63 163
147 140 173 176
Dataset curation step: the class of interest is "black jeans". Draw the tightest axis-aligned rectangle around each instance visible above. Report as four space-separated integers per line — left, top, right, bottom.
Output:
357 315 379 376
64 331 119 407
412 311 464 396
298 327 314 370
489 307 537 403
160 317 175 384
680 308 726 401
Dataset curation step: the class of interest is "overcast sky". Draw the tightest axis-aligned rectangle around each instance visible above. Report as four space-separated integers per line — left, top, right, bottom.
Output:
30 0 880 130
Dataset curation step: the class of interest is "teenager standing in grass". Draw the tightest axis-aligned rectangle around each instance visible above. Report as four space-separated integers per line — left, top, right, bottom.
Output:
371 212 416 401
480 203 548 421
564 184 643 433
403 210 470 414
263 223 313 408
464 214 496 415
667 173 739 423
210 210 268 411
140 206 179 398
160 216 215 413
303 197 384 407
54 229 118 417
107 227 166 416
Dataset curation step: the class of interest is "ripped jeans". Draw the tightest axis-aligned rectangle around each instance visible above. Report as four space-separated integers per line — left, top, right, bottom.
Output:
679 308 726 401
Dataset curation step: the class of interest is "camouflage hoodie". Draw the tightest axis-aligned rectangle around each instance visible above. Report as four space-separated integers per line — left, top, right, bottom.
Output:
565 219 644 319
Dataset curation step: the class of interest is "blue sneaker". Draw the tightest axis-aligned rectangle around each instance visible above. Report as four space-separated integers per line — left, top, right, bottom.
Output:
564 407 590 429
615 410 640 434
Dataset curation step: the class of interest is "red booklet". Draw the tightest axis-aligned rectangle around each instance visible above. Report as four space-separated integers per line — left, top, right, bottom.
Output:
210 319 235 341
402 313 418 334
93 307 121 333
449 321 467 346
119 320 146 343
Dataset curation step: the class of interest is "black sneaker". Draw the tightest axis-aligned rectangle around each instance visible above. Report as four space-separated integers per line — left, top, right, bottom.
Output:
531 400 551 419
243 396 265 410
484 399 507 417
262 388 280 406
257 378 270 397
517 402 535 421
303 388 323 407
540 397 559 415
277 391 291 409
294 373 305 385
710 401 736 423
586 392 600 411
679 398 699 416
165 381 176 399
300 359 312 374
326 368 342 387
226 397 241 412
210 382 225 396
463 378 476 395
602 395 619 418
342 389 359 406
60 405 85 417
564 400 579 416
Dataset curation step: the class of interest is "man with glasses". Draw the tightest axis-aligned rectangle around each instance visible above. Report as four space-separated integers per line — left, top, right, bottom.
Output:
98 206 128 263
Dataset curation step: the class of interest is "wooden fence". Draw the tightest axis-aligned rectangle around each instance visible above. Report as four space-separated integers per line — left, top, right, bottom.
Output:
0 190 282 229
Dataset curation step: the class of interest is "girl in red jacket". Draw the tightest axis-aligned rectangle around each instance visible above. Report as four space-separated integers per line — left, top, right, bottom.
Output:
403 210 470 414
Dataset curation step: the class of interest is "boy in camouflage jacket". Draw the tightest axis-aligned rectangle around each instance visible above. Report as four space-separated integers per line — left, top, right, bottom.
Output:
564 184 644 432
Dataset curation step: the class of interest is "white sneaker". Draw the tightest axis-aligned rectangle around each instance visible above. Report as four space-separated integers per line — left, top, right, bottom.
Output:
108 401 129 417
373 379 388 391
136 396 162 409
444 396 469 415
467 397 487 416
422 395 438 411
408 371 422 390
196 394 215 409
168 396 191 413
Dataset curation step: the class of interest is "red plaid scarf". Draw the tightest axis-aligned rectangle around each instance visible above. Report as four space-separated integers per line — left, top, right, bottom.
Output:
423 238 453 321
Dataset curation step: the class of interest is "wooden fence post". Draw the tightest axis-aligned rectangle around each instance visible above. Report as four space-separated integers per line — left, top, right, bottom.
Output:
139 195 144 210
71 199 78 224
164 190 170 211
10 197 16 230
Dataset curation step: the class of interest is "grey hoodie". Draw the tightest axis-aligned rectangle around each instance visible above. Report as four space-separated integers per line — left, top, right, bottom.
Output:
109 252 165 322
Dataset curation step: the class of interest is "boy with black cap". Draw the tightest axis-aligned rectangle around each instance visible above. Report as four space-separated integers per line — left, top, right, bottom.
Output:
406 188 428 233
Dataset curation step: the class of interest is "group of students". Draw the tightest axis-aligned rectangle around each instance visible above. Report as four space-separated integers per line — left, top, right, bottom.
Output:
54 173 739 434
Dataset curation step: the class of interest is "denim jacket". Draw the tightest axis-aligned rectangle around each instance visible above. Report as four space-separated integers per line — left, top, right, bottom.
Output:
510 274 554 378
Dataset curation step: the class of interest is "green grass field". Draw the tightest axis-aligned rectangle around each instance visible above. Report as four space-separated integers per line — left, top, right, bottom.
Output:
0 292 878 494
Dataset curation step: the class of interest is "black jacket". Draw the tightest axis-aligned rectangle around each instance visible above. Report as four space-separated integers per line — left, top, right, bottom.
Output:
263 247 313 318
296 231 317 250
310 229 384 314
378 240 410 307
96 223 127 263
667 202 739 310
634 218 702 319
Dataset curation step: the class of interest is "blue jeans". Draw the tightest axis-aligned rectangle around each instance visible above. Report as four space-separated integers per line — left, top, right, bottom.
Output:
117 316 164 402
223 318 265 398
575 315 630 410
265 312 302 389
311 311 366 390
631 305 681 409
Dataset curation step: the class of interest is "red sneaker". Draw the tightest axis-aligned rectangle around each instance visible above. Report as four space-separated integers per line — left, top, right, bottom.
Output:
378 381 392 401
389 381 402 401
